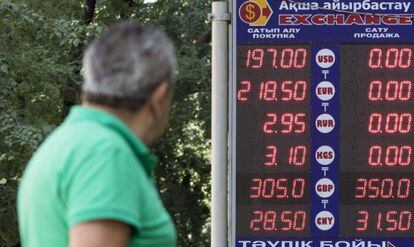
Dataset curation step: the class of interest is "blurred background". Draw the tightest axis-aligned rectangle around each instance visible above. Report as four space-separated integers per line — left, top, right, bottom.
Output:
0 0 213 246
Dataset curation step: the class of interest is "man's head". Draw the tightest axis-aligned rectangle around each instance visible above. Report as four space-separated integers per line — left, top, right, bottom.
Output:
82 22 177 144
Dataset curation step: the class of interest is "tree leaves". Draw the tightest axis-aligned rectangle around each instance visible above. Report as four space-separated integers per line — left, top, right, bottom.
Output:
0 0 213 245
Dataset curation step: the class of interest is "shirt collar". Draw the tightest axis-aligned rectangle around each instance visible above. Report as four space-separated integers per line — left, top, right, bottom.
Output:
65 105 158 176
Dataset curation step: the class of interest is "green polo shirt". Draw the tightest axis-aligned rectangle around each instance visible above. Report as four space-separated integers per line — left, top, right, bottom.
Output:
17 106 176 247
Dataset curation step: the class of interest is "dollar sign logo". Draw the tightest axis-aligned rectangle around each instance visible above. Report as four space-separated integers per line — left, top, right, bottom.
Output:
245 3 257 21
240 1 262 24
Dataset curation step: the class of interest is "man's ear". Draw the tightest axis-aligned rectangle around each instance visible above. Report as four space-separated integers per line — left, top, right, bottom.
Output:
148 82 170 119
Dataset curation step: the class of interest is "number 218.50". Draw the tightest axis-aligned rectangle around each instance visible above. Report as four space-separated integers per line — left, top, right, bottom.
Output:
238 80 307 102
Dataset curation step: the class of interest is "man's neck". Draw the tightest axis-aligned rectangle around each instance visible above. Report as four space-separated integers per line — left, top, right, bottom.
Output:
82 102 152 145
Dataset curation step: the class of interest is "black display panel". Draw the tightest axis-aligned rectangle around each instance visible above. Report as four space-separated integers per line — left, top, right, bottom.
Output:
236 44 414 238
236 44 312 237
340 45 414 173
339 44 414 237
237 44 311 174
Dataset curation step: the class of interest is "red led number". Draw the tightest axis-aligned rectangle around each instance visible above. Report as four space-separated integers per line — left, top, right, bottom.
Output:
264 146 306 167
368 48 412 69
354 178 412 199
289 146 307 166
237 80 307 102
368 80 412 101
259 80 307 101
249 178 306 199
356 210 413 232
246 49 264 69
264 146 278 166
237 81 251 101
249 210 307 231
356 211 369 231
246 48 307 69
263 113 306 134
368 113 412 134
368 145 412 167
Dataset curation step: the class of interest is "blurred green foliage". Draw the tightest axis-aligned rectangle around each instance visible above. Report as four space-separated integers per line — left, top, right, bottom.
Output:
0 0 212 246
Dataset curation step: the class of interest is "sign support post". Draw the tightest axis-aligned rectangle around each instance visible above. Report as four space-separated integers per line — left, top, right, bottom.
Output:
210 1 230 247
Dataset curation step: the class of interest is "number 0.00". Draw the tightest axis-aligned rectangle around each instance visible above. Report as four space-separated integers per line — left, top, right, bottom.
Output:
368 113 412 134
368 80 412 101
368 48 412 69
368 145 412 167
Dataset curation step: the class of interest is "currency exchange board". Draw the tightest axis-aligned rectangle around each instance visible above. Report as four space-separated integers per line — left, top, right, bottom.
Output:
232 0 414 246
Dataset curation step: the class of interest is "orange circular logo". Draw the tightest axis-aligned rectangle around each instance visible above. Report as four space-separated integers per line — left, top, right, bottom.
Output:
239 1 262 24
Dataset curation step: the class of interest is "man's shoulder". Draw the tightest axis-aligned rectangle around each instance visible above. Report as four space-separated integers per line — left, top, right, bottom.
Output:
41 120 131 154
30 120 138 174
36 120 145 189
61 120 127 145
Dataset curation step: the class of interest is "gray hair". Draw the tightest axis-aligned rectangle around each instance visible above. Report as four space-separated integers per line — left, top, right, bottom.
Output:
82 21 177 111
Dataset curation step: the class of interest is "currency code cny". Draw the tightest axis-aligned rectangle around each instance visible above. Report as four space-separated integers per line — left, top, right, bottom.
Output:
235 44 414 238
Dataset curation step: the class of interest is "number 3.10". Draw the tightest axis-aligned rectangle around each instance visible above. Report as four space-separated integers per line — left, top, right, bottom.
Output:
264 145 307 167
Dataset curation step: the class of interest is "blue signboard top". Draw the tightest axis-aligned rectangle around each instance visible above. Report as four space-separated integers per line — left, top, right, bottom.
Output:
236 0 414 43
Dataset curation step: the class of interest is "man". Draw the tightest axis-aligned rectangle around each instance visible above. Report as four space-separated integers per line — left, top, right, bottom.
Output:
18 22 177 247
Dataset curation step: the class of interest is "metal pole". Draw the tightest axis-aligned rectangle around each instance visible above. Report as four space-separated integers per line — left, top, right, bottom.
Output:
210 2 230 247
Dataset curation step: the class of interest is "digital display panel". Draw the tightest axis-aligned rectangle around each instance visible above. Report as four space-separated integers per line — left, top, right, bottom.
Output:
340 45 414 173
237 44 311 174
235 43 414 239
339 45 414 237
233 0 414 245
236 45 312 236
